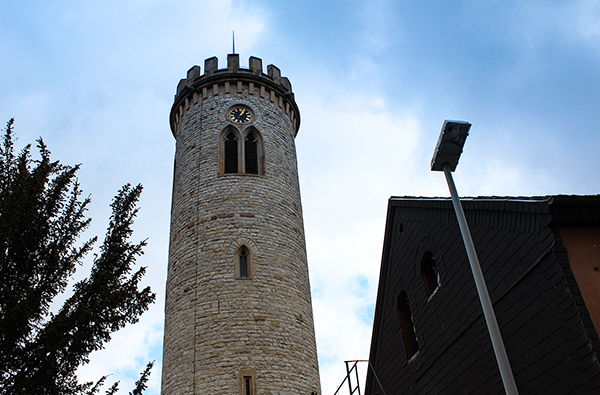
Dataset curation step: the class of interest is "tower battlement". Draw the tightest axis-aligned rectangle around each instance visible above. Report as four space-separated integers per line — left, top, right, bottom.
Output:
170 54 299 136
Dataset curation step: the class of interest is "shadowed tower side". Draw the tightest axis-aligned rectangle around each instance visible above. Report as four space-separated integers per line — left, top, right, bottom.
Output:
162 54 321 395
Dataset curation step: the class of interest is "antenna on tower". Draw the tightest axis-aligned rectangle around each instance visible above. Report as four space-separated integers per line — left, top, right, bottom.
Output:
232 31 235 54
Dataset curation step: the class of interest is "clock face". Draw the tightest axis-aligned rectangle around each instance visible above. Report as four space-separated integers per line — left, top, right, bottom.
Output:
228 106 254 124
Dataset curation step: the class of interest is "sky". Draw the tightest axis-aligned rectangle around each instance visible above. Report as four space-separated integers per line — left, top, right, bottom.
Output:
1 0 599 393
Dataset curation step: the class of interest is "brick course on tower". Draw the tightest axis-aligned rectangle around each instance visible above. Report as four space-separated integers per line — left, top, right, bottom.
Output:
161 54 321 395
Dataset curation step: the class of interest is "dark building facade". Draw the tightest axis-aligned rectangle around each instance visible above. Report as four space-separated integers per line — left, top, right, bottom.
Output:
365 196 600 394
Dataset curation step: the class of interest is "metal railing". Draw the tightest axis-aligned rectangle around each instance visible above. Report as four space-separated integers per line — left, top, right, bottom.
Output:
333 360 387 395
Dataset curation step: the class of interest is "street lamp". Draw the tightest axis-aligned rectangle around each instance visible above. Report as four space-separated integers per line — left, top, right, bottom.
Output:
431 120 519 395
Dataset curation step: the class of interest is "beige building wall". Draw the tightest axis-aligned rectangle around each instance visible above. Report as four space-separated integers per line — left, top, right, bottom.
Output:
161 54 321 395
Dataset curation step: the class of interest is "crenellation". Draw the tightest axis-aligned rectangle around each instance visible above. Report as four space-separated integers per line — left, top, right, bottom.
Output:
187 65 201 81
204 56 218 75
178 56 296 94
267 64 281 83
171 56 299 136
177 79 187 95
227 53 239 71
280 77 292 92
249 56 262 74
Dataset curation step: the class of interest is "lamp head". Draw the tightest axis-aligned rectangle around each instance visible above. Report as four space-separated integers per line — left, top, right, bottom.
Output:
431 120 471 172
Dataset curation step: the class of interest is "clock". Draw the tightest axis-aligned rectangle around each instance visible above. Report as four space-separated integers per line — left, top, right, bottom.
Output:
228 105 254 124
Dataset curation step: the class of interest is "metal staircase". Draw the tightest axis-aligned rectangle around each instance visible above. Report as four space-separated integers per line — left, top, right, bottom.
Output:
333 360 387 395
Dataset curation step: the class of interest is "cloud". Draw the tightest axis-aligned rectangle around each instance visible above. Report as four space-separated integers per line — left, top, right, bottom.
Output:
295 78 422 392
0 2 268 394
3 1 599 394
76 306 164 392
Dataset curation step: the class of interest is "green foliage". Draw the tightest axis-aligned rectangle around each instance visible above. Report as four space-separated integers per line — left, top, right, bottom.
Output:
129 361 154 395
0 119 156 394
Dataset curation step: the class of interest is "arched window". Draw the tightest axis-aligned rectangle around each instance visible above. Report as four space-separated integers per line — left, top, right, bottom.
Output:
244 132 258 174
397 291 419 360
219 126 264 175
224 131 238 173
421 251 439 298
235 245 252 279
239 250 248 277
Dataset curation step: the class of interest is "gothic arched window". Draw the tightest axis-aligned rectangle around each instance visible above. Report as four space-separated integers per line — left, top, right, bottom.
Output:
239 250 248 277
224 131 239 174
421 251 439 298
235 245 252 279
244 132 258 175
397 291 419 360
219 127 264 175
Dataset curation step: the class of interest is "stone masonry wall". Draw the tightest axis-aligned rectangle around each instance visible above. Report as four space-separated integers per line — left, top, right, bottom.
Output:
162 56 321 395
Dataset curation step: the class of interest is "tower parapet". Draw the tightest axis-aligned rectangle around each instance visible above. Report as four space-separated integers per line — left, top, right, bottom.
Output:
170 54 300 137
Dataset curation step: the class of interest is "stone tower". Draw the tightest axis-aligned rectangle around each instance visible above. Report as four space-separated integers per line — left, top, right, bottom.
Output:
161 54 321 395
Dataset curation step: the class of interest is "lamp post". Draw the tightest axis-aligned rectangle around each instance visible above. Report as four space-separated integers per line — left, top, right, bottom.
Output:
431 120 519 395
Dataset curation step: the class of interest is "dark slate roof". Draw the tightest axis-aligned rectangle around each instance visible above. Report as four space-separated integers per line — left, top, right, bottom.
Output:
389 194 600 226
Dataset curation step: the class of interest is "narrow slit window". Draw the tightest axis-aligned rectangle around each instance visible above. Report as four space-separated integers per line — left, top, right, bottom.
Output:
239 369 256 395
398 291 419 360
244 376 251 395
244 133 258 174
421 251 439 297
224 131 238 173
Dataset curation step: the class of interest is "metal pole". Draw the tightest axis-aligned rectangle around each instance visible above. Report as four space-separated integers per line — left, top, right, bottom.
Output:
345 361 353 395
442 163 519 395
354 361 362 395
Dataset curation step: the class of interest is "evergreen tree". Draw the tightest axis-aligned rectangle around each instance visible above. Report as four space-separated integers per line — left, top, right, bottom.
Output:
0 119 156 394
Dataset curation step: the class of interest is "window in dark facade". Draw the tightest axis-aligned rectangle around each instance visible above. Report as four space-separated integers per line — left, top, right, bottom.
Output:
224 131 238 173
421 250 439 298
397 291 419 360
